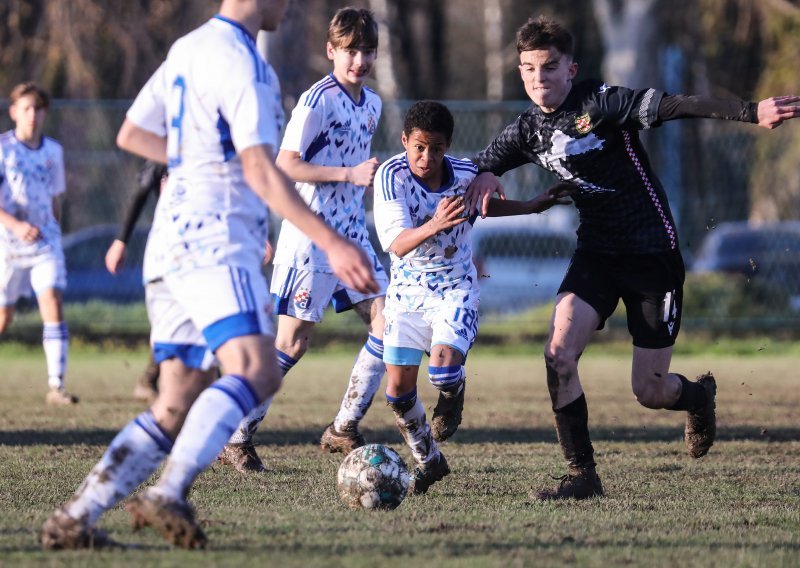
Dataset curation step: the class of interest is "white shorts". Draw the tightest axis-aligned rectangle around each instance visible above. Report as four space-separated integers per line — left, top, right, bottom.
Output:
382 300 479 366
270 264 388 323
0 250 66 306
148 265 275 370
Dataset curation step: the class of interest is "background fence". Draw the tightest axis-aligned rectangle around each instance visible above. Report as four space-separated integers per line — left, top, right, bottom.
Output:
2 100 799 335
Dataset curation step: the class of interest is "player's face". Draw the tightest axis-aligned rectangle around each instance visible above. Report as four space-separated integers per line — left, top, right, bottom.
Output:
402 129 450 185
9 95 47 143
328 44 377 89
518 47 577 112
259 0 289 32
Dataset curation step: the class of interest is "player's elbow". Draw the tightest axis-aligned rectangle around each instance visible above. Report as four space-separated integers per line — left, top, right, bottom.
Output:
116 120 136 152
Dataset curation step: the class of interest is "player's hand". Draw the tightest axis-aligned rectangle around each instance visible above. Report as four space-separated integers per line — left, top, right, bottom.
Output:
105 239 128 274
528 181 579 213
466 172 506 219
12 221 40 243
429 195 468 233
326 236 379 294
262 241 274 266
347 157 380 187
756 95 800 129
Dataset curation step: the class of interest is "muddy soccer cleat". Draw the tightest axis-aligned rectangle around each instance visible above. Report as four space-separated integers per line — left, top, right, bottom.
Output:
685 372 717 458
126 488 207 549
40 508 122 550
408 452 450 495
46 387 79 406
320 421 366 454
534 469 604 500
431 383 465 442
217 442 266 473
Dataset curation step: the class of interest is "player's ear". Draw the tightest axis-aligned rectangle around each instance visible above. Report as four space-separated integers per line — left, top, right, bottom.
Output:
568 60 578 80
326 42 336 61
401 131 409 150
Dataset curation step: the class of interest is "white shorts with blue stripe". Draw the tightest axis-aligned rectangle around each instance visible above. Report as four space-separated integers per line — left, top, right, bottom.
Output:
147 264 275 370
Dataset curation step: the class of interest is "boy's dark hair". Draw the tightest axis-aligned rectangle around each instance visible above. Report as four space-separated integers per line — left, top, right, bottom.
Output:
516 15 574 57
328 7 379 49
403 101 454 144
9 82 50 109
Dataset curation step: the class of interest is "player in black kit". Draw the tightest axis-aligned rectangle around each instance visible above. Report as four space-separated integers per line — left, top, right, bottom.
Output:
469 15 800 500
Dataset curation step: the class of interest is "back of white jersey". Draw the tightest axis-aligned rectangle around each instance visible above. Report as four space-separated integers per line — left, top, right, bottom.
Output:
273 74 381 272
373 153 479 311
0 131 65 262
126 15 284 281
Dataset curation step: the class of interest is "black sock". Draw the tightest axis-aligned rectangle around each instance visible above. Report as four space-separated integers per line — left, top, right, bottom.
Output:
668 374 708 411
554 394 596 472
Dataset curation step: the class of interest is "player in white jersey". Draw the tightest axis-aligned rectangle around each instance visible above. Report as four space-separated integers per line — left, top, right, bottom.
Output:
374 101 575 494
41 0 376 551
0 83 77 406
221 7 388 472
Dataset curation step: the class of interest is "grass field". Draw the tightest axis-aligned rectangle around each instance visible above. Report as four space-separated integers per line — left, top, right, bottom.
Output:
0 343 798 567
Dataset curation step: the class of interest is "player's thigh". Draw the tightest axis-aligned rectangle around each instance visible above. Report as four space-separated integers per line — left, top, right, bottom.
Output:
331 269 388 322
383 308 429 372
215 334 282 401
147 279 218 372
556 250 618 343
620 251 685 350
0 260 32 315
548 292 602 358
429 303 477 365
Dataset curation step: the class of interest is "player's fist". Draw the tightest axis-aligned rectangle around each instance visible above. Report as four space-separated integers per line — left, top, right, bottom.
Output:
105 239 128 275
348 157 380 187
12 220 40 243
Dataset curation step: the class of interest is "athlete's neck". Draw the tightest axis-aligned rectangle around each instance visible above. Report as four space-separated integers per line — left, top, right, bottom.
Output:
15 128 43 148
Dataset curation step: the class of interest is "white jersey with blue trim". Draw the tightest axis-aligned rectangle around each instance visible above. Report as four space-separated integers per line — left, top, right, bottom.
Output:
0 131 65 263
373 152 479 311
126 15 283 282
273 74 382 272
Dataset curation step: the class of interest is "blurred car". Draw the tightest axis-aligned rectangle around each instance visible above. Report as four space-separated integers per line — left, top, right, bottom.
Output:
691 220 800 302
471 217 576 313
62 224 149 303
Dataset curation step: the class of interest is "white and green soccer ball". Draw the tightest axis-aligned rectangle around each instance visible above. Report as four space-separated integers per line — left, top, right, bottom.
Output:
337 444 410 510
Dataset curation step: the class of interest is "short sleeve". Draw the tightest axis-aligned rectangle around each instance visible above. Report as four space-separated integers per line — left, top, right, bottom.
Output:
373 164 412 252
220 75 280 154
127 63 168 137
280 104 324 156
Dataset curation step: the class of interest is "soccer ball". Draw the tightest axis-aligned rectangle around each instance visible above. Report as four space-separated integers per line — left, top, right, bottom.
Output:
337 444 410 510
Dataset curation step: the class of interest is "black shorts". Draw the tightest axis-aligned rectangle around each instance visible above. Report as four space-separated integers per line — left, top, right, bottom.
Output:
558 249 685 349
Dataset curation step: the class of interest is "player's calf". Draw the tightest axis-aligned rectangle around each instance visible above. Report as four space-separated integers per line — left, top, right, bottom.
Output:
429 365 465 442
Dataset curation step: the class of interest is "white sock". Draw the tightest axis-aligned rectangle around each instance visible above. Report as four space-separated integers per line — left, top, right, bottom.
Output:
227 351 297 445
63 411 172 525
43 322 68 389
333 335 384 430
155 375 259 500
387 389 439 466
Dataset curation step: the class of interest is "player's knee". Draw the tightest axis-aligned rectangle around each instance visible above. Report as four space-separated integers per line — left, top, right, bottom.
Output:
427 364 463 391
544 342 579 378
631 381 664 409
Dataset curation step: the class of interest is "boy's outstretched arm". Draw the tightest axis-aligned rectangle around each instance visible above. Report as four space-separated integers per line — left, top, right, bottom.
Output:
276 150 379 187
486 181 578 217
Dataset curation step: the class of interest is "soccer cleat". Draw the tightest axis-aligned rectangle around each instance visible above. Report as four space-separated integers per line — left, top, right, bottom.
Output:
685 372 717 458
126 488 207 550
40 508 122 550
534 469 604 500
431 383 465 442
217 442 266 474
320 421 366 454
408 452 450 495
46 387 79 406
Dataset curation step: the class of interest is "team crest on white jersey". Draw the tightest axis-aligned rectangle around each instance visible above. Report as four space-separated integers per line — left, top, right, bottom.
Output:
367 113 377 135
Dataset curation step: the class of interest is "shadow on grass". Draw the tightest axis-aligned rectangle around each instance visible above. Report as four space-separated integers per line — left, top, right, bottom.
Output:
1 425 797 447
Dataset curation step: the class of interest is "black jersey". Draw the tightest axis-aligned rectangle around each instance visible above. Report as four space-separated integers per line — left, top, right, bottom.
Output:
474 79 677 255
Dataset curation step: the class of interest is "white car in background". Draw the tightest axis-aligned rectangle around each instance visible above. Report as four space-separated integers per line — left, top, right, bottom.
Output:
471 216 576 314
